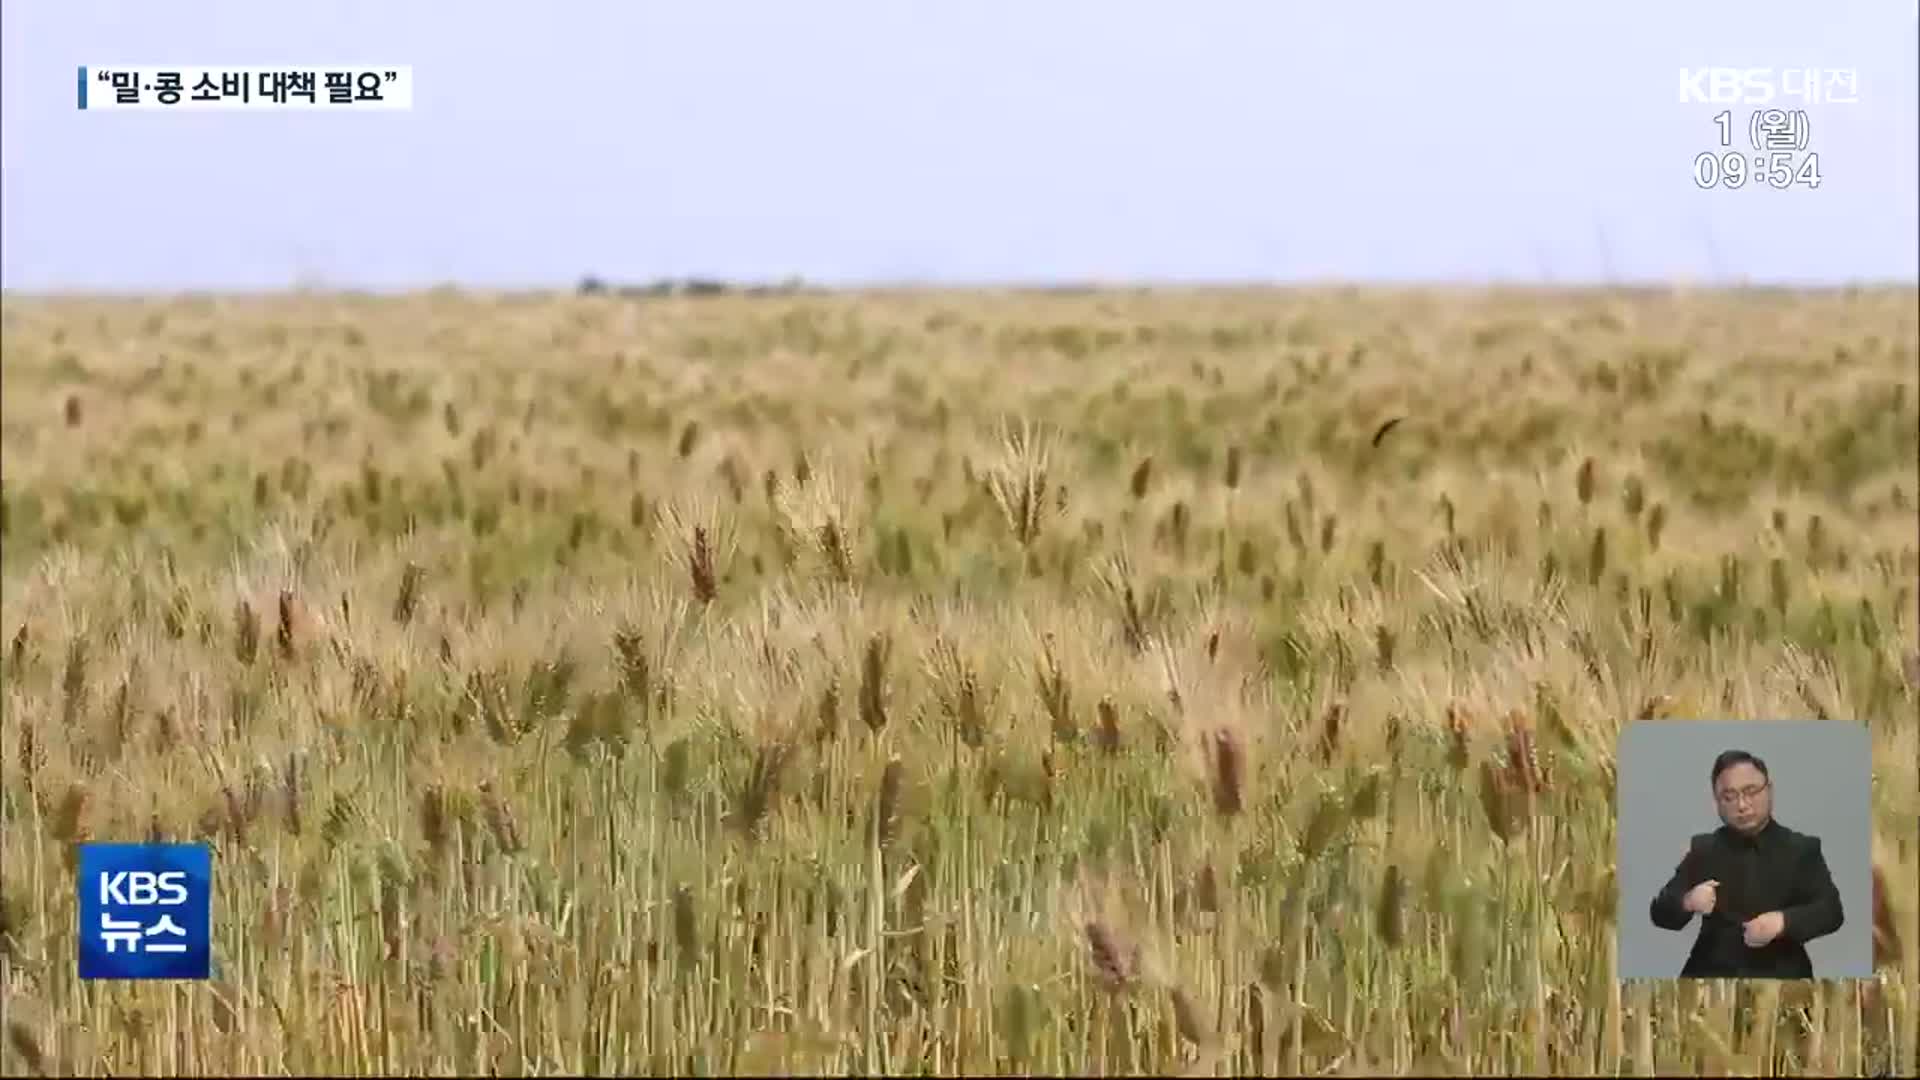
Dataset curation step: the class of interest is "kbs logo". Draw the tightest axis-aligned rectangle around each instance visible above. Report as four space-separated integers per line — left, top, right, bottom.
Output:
1678 67 1859 106
77 843 211 980
99 871 190 905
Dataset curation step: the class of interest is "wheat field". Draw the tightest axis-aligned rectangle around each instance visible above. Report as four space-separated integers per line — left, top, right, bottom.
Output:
0 287 1915 1076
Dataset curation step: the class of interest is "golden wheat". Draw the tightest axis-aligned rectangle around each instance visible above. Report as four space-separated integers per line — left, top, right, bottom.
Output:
0 287 1913 1076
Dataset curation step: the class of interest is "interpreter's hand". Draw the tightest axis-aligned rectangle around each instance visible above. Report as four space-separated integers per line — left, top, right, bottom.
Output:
1682 879 1720 915
1743 910 1785 947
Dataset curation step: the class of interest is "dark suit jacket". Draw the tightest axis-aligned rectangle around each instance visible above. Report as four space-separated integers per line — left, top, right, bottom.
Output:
1649 819 1844 978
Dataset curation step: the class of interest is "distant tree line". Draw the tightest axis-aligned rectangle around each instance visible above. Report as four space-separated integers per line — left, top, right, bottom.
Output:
575 275 816 298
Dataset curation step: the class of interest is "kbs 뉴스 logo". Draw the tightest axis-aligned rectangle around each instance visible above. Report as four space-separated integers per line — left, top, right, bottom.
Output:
76 842 212 980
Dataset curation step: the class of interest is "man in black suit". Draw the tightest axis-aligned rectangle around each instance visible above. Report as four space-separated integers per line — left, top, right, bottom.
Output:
1649 749 1845 978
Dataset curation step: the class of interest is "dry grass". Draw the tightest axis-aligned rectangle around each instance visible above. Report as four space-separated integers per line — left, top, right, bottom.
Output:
0 286 1916 1076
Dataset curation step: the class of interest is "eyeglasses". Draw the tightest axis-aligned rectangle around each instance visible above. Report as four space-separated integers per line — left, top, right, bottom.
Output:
1716 782 1769 806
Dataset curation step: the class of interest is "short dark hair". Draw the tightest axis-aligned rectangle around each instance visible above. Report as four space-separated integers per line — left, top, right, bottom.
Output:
1710 749 1769 787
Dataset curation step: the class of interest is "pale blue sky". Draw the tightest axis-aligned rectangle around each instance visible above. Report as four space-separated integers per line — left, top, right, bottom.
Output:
3 1 1915 291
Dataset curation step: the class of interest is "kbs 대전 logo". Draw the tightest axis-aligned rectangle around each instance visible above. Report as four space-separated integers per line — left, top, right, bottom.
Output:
76 843 212 980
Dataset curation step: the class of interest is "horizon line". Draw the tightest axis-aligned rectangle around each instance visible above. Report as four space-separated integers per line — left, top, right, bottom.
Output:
5 275 1918 301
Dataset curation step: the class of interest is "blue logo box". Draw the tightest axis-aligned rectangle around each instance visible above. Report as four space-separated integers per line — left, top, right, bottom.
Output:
76 843 211 980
